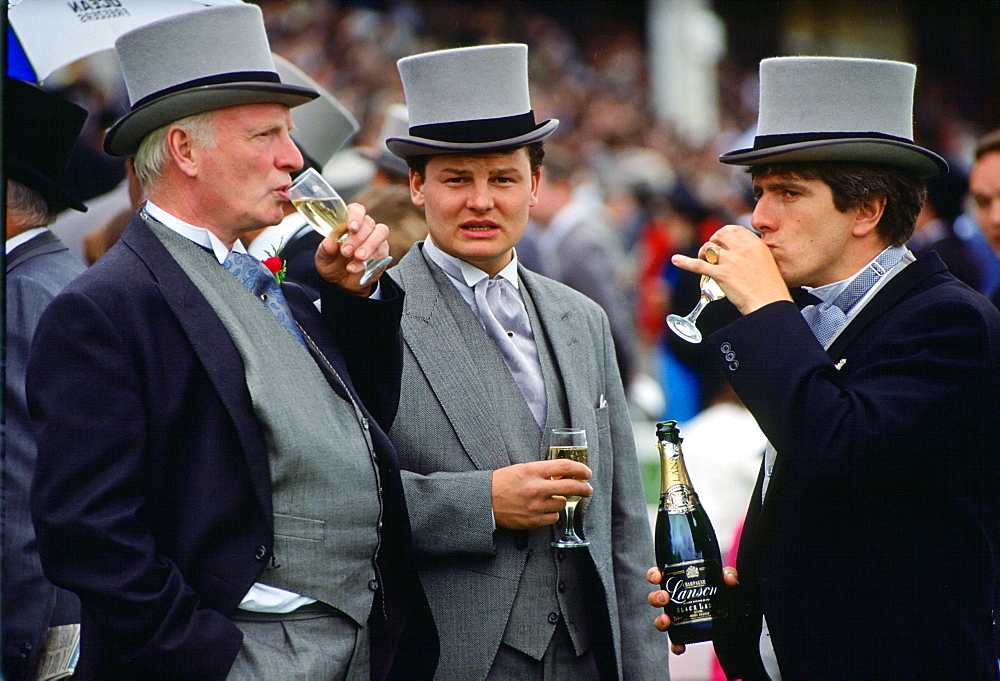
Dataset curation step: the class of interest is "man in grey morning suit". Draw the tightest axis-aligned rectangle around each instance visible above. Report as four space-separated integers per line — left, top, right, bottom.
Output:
384 44 667 680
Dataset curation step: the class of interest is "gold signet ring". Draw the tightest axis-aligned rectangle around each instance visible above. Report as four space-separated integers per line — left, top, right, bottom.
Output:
704 243 721 264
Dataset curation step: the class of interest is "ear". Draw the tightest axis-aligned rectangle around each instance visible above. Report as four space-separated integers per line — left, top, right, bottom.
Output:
409 168 425 208
528 166 541 208
852 194 886 238
165 125 199 179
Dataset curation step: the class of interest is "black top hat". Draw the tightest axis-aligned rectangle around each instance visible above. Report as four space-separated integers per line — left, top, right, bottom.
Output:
4 76 88 212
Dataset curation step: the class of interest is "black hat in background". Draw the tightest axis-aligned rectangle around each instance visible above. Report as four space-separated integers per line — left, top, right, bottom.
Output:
4 75 88 212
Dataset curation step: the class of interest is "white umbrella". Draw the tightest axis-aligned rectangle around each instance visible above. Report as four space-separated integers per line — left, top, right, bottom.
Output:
8 0 244 84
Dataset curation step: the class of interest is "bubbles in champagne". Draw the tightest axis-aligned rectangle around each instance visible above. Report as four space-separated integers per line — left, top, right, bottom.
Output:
291 197 349 241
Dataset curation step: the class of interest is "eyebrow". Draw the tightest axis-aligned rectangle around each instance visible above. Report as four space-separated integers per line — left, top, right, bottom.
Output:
754 178 810 194
437 166 523 177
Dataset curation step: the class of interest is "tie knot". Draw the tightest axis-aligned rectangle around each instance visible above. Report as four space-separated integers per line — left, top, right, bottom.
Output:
224 250 280 300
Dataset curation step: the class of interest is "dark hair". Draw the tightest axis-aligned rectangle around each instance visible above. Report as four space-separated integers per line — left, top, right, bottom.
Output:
749 162 927 246
407 141 545 178
974 128 1000 161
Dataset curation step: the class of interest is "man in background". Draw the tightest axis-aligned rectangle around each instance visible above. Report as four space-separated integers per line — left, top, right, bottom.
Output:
3 75 88 681
968 128 1000 308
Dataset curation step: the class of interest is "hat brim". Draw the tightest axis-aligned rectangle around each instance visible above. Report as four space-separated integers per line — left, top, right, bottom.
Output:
104 82 318 157
386 119 558 159
357 147 410 178
8 158 87 212
719 138 948 179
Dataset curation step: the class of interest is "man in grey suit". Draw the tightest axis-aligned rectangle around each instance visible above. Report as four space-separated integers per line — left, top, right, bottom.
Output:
384 44 667 680
3 75 88 681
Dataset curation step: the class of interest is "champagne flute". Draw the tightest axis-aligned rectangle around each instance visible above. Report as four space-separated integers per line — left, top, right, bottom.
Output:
288 168 393 286
548 427 590 548
666 244 726 344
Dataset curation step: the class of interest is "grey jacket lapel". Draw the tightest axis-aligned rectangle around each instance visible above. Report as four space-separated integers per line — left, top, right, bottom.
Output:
122 215 274 513
519 266 601 475
391 245 515 472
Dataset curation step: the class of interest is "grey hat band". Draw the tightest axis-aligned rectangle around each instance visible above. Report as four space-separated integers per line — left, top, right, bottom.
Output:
132 70 280 110
752 130 911 150
409 111 540 144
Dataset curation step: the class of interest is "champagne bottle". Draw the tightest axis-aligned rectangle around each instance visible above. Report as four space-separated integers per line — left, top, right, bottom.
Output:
654 420 727 645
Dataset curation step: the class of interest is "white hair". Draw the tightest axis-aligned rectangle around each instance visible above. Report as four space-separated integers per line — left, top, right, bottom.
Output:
6 179 54 228
133 111 218 190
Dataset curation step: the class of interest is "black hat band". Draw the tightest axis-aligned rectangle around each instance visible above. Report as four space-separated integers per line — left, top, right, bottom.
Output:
408 111 538 144
132 70 282 110
753 130 914 150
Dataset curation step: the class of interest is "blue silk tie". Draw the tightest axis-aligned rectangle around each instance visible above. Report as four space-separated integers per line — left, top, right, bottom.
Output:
222 250 306 347
801 247 902 347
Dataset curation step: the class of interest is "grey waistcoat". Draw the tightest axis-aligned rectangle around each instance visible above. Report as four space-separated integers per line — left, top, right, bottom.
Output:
151 220 381 625
437 270 596 660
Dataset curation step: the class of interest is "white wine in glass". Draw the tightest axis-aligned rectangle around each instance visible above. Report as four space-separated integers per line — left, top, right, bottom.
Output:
666 275 727 344
288 168 393 286
549 427 590 548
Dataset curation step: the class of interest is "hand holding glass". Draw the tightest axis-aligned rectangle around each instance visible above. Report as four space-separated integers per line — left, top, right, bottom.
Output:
548 427 590 548
666 243 726 344
288 168 393 286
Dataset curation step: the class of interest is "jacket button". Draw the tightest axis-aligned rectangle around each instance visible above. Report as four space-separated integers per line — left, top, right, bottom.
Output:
368 579 380 591
547 612 559 624
255 545 267 560
558 580 567 593
513 531 529 550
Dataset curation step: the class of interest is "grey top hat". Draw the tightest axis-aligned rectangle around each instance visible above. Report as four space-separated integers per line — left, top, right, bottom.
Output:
720 56 947 179
358 103 410 178
387 43 558 159
272 55 359 169
104 4 318 157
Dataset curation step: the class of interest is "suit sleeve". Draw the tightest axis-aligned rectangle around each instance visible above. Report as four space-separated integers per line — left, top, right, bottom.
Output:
317 276 405 432
27 290 241 681
594 310 671 679
708 298 996 483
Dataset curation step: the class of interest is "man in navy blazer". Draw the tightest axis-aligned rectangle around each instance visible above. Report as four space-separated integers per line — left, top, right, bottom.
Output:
27 6 434 680
650 57 1000 680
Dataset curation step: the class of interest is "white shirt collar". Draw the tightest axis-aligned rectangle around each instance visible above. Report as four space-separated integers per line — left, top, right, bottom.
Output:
143 201 247 265
422 234 520 289
6 226 49 254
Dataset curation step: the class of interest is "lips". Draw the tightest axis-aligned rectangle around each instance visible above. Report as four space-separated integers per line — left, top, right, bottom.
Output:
275 184 291 202
461 222 499 233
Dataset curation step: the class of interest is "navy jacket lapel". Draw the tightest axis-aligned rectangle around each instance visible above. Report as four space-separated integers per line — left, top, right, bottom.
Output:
828 252 948 357
121 216 273 507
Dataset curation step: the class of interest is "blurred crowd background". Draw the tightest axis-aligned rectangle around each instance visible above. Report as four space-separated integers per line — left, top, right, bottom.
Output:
24 2 1000 678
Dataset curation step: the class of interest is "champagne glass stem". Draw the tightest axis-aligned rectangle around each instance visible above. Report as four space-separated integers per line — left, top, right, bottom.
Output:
683 293 711 325
563 502 581 542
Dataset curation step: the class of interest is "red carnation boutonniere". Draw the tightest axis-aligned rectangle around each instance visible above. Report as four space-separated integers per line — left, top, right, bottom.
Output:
262 242 287 285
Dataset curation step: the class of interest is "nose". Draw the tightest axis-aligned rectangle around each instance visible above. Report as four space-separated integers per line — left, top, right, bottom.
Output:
277 133 304 172
467 178 494 212
750 197 773 233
